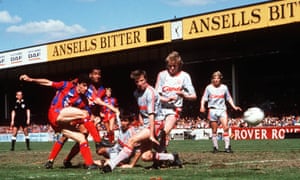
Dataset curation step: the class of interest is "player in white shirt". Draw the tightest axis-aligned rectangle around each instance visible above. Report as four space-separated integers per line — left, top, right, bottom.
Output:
96 113 142 168
200 71 242 153
155 51 197 152
102 70 182 172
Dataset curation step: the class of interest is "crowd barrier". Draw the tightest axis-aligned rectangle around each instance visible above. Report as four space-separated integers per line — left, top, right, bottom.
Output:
0 132 54 142
1 126 299 142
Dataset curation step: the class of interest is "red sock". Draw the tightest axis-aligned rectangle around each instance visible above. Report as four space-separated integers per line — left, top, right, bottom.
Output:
64 143 80 162
108 131 114 143
79 142 94 166
48 140 64 161
83 120 101 143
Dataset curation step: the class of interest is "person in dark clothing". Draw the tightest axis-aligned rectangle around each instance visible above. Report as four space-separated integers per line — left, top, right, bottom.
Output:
10 90 31 151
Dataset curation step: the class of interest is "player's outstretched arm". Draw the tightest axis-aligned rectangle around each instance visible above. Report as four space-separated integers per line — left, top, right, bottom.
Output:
19 74 53 86
149 114 159 145
93 97 120 115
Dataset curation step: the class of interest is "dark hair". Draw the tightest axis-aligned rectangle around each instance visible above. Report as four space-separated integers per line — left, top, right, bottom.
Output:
77 73 90 84
130 69 147 80
120 113 134 122
211 71 223 80
89 67 101 73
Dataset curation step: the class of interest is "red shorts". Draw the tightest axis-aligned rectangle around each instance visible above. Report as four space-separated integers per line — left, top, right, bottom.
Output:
102 113 116 123
48 108 60 132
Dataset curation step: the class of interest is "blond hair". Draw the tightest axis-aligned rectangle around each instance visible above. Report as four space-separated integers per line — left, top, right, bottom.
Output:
165 51 183 70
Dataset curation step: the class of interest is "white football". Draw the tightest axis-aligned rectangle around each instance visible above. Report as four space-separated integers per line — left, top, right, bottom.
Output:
243 107 265 126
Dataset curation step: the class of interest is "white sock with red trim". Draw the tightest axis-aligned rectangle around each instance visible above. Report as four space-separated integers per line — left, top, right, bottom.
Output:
109 146 132 169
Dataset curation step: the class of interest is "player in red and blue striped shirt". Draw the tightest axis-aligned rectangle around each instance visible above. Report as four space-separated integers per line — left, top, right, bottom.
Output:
20 73 99 169
62 68 119 168
101 87 118 143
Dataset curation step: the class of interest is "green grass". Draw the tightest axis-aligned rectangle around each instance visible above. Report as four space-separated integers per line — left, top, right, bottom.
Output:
1 139 300 180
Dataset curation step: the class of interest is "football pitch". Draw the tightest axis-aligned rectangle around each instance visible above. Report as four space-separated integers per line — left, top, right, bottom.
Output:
0 139 300 180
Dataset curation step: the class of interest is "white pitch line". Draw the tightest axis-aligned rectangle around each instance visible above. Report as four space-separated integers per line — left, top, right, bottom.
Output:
224 159 300 166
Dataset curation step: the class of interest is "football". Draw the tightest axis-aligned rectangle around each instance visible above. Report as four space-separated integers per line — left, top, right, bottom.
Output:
243 107 265 126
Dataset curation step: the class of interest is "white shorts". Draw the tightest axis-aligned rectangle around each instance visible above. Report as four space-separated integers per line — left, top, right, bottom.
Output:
208 108 227 122
161 107 182 119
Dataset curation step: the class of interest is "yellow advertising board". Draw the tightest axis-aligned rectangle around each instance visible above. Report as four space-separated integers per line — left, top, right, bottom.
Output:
47 23 171 61
183 0 300 40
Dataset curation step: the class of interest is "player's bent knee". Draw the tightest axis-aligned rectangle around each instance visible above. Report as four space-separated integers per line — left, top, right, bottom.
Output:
77 134 86 143
141 151 153 161
61 129 86 143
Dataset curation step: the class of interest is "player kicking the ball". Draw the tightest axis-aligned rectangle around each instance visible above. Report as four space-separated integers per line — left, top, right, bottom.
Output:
20 73 119 169
20 73 101 169
155 51 197 153
200 71 242 153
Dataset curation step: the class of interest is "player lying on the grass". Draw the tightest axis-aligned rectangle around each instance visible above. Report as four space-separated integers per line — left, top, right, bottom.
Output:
96 111 183 170
95 113 142 168
101 69 183 173
20 74 119 169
